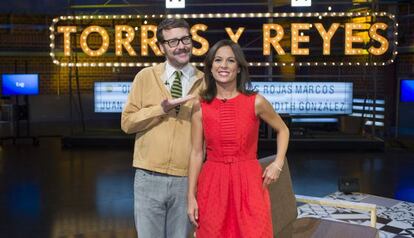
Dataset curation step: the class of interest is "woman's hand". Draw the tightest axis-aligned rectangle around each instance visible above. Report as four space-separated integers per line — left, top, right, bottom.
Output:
262 160 283 188
187 196 199 227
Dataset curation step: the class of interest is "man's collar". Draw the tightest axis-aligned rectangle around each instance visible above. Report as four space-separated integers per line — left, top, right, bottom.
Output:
165 61 194 80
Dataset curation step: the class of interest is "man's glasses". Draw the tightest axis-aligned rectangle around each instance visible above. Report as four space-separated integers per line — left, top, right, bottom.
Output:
162 35 192 48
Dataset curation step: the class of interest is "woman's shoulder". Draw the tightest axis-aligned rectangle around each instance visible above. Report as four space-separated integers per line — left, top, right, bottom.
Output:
254 93 265 101
254 93 270 108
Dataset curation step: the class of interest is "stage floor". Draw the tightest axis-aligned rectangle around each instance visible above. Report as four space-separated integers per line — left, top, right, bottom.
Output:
0 138 413 237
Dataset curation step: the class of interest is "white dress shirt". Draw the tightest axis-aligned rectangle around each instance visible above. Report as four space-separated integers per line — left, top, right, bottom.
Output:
163 61 198 96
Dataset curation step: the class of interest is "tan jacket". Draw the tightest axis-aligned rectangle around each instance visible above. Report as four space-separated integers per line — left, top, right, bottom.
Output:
121 62 204 176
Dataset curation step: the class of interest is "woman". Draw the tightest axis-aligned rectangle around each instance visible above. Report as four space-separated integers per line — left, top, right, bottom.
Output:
187 39 289 238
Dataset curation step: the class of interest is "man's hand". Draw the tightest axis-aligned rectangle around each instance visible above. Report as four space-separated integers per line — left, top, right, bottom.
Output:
161 95 195 113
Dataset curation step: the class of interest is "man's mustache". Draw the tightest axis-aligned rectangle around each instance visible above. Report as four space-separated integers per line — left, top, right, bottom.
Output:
173 48 190 55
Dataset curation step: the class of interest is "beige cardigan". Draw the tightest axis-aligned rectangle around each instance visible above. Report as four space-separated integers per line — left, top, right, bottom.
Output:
121 62 204 176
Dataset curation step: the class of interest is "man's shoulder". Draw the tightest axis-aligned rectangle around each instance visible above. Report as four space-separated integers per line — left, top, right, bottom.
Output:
190 64 204 83
194 67 204 77
137 63 165 75
133 63 165 81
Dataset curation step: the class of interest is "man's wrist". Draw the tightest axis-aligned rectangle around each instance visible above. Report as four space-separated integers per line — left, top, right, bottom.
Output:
161 100 171 113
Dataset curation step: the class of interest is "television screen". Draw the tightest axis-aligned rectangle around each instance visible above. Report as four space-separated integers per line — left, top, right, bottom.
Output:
1 74 39 96
94 81 354 115
94 82 131 113
400 79 414 102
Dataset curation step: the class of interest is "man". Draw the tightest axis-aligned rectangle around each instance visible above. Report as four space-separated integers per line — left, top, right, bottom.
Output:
121 18 204 238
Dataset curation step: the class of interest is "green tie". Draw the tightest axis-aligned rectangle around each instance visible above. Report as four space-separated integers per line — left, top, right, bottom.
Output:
171 71 183 114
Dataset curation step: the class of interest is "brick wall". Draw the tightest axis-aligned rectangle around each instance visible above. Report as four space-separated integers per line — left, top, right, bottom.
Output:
0 14 401 98
0 13 412 136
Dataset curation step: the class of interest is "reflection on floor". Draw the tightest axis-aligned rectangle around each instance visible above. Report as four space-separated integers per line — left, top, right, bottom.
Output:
298 192 414 238
0 138 413 237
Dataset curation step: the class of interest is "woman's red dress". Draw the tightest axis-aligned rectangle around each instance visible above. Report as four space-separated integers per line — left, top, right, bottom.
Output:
196 93 273 238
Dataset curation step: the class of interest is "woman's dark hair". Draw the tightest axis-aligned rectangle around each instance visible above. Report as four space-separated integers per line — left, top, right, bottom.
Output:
200 39 256 102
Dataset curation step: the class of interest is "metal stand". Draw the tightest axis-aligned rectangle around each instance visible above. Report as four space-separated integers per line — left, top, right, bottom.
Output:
0 96 39 146
0 60 39 146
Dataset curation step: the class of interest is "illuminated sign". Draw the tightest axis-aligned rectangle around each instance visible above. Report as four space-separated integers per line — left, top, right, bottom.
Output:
94 82 130 113
50 12 397 67
251 82 353 115
291 0 312 7
166 0 185 9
